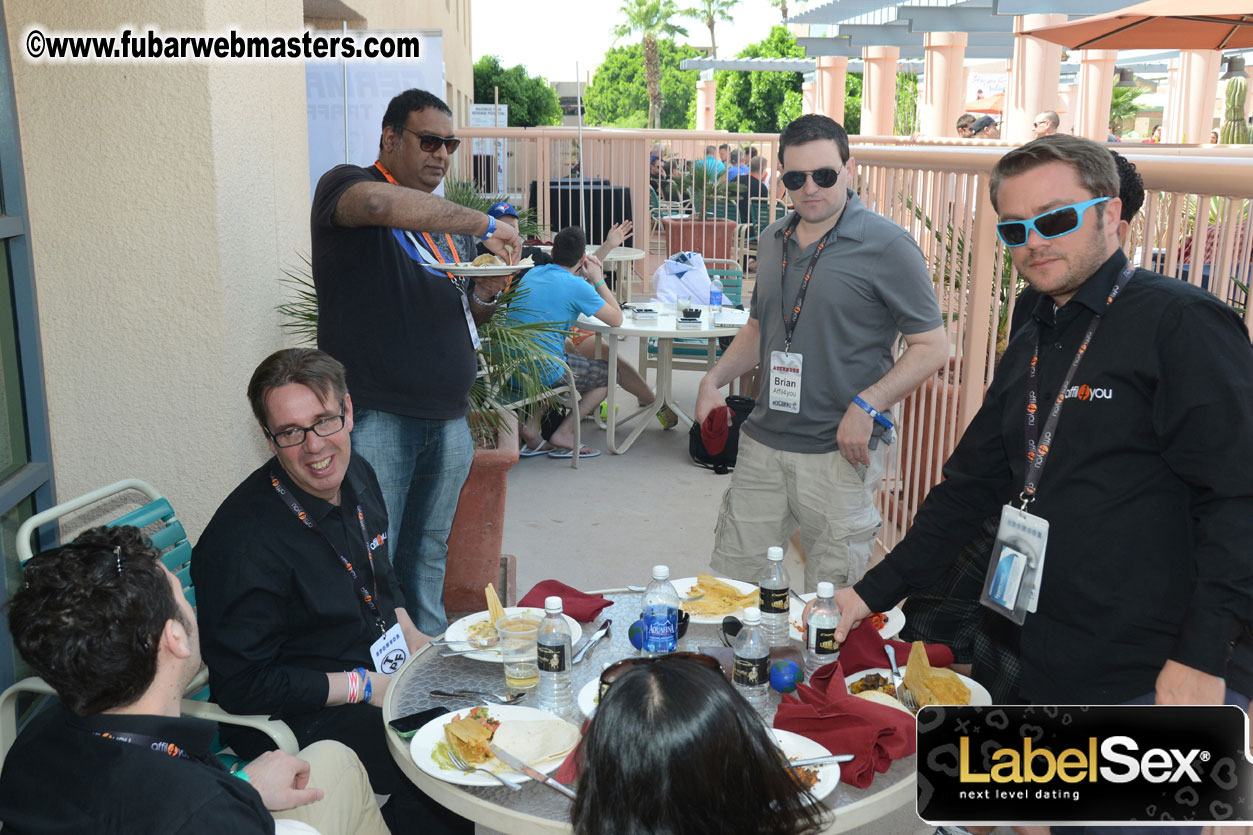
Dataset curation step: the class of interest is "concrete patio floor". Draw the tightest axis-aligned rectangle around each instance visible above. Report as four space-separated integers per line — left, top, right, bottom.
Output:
486 333 935 835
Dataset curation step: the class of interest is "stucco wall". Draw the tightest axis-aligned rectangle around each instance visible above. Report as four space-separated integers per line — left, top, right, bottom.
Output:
6 0 311 539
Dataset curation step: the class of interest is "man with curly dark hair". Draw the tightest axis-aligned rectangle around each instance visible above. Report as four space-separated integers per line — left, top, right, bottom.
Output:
0 525 387 834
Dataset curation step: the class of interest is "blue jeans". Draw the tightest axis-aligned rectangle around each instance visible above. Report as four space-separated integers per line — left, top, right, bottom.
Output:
351 410 473 635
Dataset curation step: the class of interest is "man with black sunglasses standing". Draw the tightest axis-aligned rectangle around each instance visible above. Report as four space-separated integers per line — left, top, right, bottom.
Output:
835 135 1253 723
310 88 521 640
694 114 948 594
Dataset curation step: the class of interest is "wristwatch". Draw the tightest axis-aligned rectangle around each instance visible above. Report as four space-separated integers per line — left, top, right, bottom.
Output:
478 214 496 241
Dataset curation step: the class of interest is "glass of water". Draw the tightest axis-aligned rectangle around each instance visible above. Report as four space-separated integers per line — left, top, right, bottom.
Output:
495 614 541 692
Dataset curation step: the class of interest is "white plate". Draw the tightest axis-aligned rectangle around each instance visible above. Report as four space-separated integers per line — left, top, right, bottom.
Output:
409 704 578 787
844 667 992 707
787 597 905 642
428 262 526 277
441 607 582 662
772 729 840 802
671 576 759 624
577 678 601 718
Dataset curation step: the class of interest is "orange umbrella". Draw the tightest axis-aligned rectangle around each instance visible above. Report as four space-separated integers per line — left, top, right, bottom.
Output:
965 93 1005 113
1022 0 1253 50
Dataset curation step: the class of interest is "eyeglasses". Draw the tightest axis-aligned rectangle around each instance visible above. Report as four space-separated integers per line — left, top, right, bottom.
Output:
995 197 1111 247
266 403 347 448
780 167 841 191
404 128 461 155
597 652 724 701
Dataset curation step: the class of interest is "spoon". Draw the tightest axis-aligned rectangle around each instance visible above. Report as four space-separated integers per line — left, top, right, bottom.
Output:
626 585 705 602
429 636 500 648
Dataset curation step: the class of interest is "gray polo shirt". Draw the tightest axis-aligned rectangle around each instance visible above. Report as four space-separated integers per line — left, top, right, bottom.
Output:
744 191 942 454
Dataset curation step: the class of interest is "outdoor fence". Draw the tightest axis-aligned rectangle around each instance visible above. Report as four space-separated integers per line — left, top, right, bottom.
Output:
452 127 1253 546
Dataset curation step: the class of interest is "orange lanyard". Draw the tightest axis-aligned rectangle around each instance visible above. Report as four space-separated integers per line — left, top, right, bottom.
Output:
373 161 460 282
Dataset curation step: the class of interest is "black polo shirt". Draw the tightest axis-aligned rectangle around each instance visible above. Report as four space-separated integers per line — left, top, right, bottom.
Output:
857 251 1253 704
0 705 271 833
192 454 404 719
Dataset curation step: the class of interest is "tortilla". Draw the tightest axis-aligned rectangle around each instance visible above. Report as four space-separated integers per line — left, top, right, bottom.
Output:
471 253 505 267
903 640 971 707
855 689 913 714
444 716 495 764
681 574 759 618
491 719 580 764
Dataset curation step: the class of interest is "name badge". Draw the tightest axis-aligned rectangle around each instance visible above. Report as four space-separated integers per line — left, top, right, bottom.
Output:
980 504 1049 625
768 350 803 413
370 623 410 675
461 293 483 350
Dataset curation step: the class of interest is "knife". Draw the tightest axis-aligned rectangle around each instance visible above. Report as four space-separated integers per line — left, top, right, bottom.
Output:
490 744 578 799
787 753 856 769
572 618 612 664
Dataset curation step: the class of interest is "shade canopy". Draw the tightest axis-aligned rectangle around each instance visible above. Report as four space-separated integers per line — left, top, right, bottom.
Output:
965 93 1005 113
1022 0 1253 50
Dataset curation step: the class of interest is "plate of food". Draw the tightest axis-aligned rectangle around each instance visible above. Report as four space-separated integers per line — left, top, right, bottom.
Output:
411 705 580 787
431 253 533 277
845 655 991 712
788 596 905 642
442 606 582 662
577 678 601 718
671 575 759 624
772 728 840 802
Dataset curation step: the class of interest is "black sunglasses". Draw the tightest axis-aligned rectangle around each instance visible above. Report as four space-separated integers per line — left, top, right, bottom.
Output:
404 128 461 154
598 652 724 702
781 167 841 190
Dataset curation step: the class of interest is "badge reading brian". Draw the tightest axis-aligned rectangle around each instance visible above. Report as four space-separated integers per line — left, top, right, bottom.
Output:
768 350 803 413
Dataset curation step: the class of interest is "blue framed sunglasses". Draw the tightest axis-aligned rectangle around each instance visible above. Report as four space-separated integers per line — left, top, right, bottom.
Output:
996 196 1111 247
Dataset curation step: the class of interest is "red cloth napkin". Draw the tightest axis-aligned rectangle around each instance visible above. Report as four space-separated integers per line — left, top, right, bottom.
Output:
837 618 954 675
518 580 613 623
553 735 585 786
701 406 732 455
774 660 916 788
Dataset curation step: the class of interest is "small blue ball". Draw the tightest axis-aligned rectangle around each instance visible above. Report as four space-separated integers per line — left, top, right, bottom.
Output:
628 619 646 650
769 659 803 693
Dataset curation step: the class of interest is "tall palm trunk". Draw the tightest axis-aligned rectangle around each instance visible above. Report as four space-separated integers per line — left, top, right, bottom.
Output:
644 35 663 129
707 17 717 58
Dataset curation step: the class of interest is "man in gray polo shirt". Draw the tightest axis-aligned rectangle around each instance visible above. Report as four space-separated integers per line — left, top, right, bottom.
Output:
694 114 948 591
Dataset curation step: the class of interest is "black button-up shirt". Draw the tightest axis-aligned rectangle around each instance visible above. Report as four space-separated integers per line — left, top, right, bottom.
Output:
193 455 404 718
0 706 271 833
857 251 1253 703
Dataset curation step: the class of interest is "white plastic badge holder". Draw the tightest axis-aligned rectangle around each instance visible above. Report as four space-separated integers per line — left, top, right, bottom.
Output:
370 623 410 675
980 504 1049 625
768 351 802 413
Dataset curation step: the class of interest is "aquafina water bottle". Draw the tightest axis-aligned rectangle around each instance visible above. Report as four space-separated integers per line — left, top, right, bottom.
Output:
641 565 680 655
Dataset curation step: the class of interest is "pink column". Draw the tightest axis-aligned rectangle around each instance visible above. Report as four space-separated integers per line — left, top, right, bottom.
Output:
1174 49 1221 143
861 46 900 136
803 80 818 114
696 78 717 131
1057 84 1078 134
1006 14 1065 143
817 56 848 123
920 32 968 138
1075 49 1118 141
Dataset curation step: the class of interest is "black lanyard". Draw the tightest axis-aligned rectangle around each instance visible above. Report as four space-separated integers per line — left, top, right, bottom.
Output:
77 725 209 765
780 214 837 352
269 470 387 636
1022 263 1133 505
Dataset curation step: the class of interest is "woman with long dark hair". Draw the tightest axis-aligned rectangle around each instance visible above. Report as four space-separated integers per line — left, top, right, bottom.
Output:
571 656 827 835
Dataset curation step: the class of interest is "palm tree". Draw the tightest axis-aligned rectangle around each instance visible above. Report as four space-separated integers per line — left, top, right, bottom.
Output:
769 0 788 21
681 0 740 59
614 0 689 129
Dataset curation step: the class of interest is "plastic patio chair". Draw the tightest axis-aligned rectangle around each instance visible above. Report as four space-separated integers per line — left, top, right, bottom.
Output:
491 355 584 468
0 479 298 767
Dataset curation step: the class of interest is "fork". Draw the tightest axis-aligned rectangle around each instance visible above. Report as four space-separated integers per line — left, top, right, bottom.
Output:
445 745 523 790
884 644 919 711
430 688 525 705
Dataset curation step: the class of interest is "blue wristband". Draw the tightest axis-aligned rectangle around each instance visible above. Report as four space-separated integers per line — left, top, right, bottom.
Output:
853 396 893 430
356 667 372 704
478 214 496 241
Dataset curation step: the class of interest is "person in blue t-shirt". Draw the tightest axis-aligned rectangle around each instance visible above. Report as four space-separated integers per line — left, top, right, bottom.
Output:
511 226 624 459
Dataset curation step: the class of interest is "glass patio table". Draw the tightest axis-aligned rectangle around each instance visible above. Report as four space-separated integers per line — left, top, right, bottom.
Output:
383 589 917 834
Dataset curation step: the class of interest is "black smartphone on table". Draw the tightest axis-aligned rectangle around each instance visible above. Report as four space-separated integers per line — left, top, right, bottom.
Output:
388 705 449 738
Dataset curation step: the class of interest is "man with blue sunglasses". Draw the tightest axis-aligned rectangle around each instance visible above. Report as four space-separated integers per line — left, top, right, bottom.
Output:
838 136 1253 729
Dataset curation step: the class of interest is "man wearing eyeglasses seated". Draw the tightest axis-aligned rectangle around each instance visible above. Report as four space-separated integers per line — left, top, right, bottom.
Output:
695 114 948 593
193 348 470 834
836 135 1253 719
311 88 521 641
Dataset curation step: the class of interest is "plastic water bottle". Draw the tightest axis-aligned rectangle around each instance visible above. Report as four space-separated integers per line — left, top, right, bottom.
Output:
709 277 724 314
733 606 771 715
536 596 574 715
758 546 791 647
805 582 841 674
641 565 680 655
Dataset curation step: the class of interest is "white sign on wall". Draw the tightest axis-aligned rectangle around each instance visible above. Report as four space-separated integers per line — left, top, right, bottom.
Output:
305 30 445 198
468 103 508 195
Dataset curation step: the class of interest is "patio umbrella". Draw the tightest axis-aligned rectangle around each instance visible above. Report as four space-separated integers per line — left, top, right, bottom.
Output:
1022 0 1253 50
966 93 1005 113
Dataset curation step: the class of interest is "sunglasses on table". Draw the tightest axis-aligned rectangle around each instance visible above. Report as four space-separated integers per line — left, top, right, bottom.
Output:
404 128 461 154
995 196 1111 247
780 167 841 190
598 652 724 701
